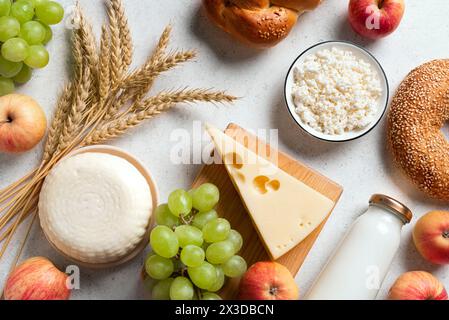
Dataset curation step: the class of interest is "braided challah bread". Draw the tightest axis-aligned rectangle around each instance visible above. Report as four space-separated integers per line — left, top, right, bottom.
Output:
203 0 322 48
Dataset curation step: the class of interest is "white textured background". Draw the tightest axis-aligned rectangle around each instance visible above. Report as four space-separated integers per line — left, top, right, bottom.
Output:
1 0 448 300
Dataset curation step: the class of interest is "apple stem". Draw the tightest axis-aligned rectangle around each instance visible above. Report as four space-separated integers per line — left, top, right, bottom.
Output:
443 231 449 239
378 0 384 8
269 286 278 296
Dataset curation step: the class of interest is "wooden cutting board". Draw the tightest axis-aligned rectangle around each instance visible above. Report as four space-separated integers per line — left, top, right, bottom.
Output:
192 123 343 299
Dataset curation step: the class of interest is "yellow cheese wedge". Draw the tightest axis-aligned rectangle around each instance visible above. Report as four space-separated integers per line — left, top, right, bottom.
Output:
206 124 335 260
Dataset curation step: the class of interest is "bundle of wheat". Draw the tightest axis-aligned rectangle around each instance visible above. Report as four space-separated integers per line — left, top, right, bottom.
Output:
0 0 236 264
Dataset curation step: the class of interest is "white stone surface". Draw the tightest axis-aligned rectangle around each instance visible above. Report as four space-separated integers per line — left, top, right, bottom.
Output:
1 0 448 300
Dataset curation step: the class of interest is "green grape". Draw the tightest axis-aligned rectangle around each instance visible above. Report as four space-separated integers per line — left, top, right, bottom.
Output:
226 229 243 253
201 292 222 300
0 55 22 78
11 0 34 24
144 254 174 280
192 183 220 212
152 278 174 300
0 0 11 16
2 38 29 62
35 1 63 25
188 262 217 290
205 241 234 264
150 225 179 258
42 23 52 44
180 245 205 268
168 189 192 217
208 265 224 292
24 44 48 68
155 204 179 228
20 21 46 44
0 16 20 42
222 255 247 278
0 77 14 96
13 64 31 83
170 277 194 300
30 0 49 7
174 225 203 248
203 218 231 243
192 209 218 229
144 251 155 261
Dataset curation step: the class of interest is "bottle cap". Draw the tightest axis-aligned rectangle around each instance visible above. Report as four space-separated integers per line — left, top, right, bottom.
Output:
369 194 413 224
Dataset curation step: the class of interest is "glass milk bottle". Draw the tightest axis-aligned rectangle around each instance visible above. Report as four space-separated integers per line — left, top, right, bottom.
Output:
306 194 412 300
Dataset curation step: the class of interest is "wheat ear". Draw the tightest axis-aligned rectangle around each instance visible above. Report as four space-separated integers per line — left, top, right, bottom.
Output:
113 25 173 109
98 24 111 105
43 83 73 162
84 89 236 145
57 69 91 151
123 51 197 91
77 7 98 79
107 1 122 86
110 0 132 70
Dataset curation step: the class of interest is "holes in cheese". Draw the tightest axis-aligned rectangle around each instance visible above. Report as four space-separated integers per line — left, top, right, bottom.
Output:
253 176 281 194
225 152 243 170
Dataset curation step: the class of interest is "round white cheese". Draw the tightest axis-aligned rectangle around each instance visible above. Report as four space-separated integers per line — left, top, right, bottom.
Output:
39 152 153 264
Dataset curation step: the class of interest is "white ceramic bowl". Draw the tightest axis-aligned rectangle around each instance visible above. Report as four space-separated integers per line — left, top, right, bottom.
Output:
284 41 389 142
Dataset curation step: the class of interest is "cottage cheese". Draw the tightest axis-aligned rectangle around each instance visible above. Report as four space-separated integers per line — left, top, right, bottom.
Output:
39 152 153 264
292 47 382 135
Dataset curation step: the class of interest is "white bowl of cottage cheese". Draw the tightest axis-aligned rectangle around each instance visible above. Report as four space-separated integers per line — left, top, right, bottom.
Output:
284 41 389 142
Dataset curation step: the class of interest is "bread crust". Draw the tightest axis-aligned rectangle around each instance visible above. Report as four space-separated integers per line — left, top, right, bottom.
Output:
203 0 321 48
388 60 449 201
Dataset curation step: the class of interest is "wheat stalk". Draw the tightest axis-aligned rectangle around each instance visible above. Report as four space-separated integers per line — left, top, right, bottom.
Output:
84 89 236 145
110 0 132 71
77 5 98 80
43 83 73 163
147 25 171 67
113 25 172 110
72 28 84 82
107 1 122 86
0 0 237 266
123 51 197 91
57 69 91 151
98 25 111 106
142 89 236 108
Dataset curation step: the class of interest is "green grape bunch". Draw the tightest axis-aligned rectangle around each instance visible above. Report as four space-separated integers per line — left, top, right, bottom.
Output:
145 183 248 300
0 0 64 96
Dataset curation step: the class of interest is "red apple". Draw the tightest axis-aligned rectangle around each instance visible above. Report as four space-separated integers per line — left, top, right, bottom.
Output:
4 257 71 300
389 271 448 300
0 94 47 153
238 261 299 300
413 211 449 265
348 0 405 39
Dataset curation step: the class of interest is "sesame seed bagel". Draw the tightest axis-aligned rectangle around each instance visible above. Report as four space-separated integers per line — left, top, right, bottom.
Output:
388 59 449 201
